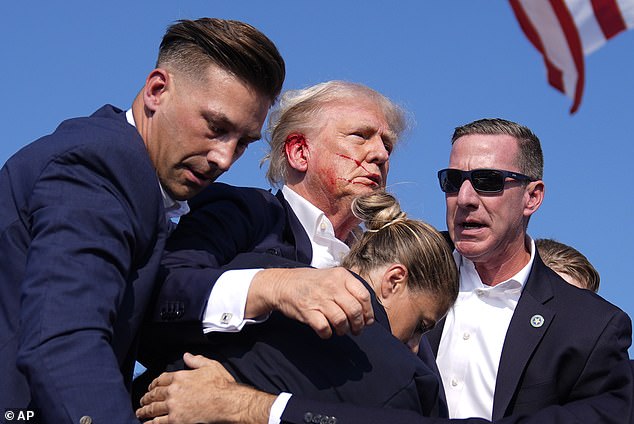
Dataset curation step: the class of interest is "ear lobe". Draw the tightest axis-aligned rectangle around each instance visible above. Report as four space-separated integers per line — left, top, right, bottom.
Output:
284 133 309 172
143 69 170 112
524 180 544 217
380 263 409 300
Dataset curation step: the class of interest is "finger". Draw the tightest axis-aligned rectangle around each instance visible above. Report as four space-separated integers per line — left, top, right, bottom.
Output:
331 288 368 335
136 400 168 419
148 371 174 391
140 386 168 407
182 352 217 369
344 276 374 327
303 310 333 339
320 301 353 336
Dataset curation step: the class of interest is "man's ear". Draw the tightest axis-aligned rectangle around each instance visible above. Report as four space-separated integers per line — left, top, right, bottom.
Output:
284 133 309 172
524 180 544 218
380 263 409 300
142 68 170 113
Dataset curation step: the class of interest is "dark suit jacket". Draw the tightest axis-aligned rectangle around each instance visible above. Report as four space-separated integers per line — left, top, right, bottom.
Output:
150 183 312 326
0 105 167 423
426 252 632 421
281 251 633 424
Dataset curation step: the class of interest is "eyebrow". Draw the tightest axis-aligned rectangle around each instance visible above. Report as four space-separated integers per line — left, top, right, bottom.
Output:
354 124 398 146
202 110 262 142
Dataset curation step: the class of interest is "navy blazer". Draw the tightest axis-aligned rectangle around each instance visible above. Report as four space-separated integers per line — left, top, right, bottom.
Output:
426 253 632 421
0 105 167 423
281 252 633 424
151 183 312 325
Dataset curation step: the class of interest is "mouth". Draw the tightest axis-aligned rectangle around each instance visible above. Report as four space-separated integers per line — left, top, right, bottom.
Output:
459 220 487 231
355 173 382 187
184 166 216 187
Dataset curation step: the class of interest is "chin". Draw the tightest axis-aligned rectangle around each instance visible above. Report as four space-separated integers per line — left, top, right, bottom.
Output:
454 240 486 260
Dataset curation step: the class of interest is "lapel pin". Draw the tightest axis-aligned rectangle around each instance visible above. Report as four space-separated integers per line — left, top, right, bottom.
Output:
530 314 544 328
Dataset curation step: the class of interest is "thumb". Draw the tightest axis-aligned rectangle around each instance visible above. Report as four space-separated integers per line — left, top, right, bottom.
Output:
183 352 216 369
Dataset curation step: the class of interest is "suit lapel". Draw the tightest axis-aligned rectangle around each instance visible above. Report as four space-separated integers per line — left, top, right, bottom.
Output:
275 190 312 264
492 254 555 420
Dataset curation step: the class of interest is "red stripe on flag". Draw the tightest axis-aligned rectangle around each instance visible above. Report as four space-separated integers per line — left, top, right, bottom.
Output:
550 0 585 113
509 0 566 94
591 0 627 39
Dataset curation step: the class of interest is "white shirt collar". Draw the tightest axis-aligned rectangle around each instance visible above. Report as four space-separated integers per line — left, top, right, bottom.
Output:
281 185 349 267
126 108 190 220
454 237 536 293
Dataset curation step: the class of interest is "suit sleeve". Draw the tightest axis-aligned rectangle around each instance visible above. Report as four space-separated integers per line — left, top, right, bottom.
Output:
16 148 156 424
154 186 286 323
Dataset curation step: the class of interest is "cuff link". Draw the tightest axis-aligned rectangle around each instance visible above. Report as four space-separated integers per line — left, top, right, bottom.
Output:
220 312 233 324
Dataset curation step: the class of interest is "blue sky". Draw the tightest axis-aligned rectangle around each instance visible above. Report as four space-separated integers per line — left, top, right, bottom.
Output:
3 1 633 354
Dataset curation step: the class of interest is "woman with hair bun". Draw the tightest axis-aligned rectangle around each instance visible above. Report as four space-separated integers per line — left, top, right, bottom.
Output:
147 191 458 417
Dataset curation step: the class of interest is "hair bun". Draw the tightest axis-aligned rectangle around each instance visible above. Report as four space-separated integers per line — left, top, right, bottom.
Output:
351 191 406 232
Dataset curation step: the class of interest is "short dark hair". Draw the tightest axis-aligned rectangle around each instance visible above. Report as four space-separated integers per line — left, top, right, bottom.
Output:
157 18 285 102
452 118 543 180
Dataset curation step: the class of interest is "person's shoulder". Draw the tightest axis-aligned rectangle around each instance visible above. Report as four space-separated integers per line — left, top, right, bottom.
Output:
57 104 144 151
543 263 629 324
188 182 278 209
15 105 144 161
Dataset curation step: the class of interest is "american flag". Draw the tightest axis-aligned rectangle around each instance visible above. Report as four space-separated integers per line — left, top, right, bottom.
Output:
510 0 634 113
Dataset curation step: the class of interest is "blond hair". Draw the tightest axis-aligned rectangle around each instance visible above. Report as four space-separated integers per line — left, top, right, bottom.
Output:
536 238 600 292
263 81 407 187
342 191 458 312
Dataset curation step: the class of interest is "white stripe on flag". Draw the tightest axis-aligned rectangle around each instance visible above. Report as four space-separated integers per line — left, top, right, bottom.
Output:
519 0 578 99
566 0 607 54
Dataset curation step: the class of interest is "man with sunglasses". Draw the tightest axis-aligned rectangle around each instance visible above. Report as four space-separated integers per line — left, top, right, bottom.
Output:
427 118 632 422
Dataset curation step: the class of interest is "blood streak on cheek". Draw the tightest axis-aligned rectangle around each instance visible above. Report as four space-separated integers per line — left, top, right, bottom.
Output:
335 153 380 186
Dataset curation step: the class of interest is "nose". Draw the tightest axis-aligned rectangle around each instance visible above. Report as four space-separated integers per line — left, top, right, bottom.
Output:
366 135 390 165
456 178 480 209
207 139 239 173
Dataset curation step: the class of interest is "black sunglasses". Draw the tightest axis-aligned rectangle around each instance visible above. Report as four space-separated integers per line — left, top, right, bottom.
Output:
437 168 536 194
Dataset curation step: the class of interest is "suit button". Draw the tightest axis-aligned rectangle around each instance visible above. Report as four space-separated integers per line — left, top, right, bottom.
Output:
79 416 92 424
328 418 337 424
303 412 313 423
312 414 322 423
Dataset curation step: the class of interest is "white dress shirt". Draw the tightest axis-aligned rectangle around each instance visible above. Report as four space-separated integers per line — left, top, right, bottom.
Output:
201 185 350 333
436 238 536 419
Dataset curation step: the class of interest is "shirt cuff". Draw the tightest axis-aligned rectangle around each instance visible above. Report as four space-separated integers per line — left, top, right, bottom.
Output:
269 393 292 424
202 268 265 333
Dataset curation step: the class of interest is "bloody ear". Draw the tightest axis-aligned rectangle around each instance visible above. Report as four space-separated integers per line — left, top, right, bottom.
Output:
285 133 309 172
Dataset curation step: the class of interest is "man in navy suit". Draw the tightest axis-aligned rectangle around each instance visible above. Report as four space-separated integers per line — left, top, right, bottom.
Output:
0 18 285 423
138 118 632 424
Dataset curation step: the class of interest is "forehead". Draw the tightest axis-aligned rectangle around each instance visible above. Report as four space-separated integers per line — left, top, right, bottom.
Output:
449 133 520 171
315 97 389 129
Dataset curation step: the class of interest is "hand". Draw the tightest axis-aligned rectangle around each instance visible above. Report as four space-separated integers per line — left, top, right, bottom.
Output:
136 353 275 424
247 267 374 338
